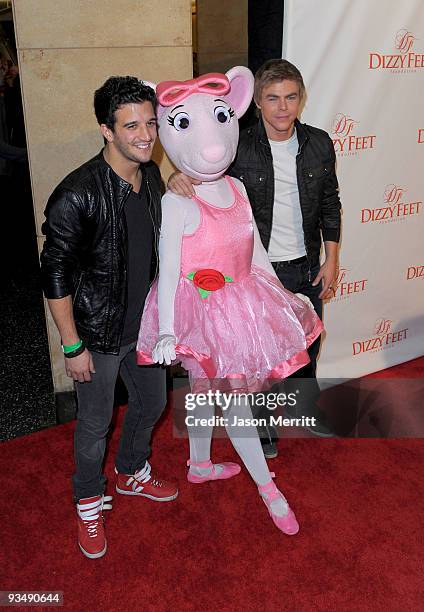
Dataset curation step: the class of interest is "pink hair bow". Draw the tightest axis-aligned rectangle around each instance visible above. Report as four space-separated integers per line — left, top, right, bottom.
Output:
157 73 230 107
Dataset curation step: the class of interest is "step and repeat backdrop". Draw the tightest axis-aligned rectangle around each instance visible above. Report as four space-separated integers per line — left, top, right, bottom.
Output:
283 0 424 379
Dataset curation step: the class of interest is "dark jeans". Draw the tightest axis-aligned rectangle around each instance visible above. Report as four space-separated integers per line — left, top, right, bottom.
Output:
73 343 166 501
256 259 323 431
273 258 322 369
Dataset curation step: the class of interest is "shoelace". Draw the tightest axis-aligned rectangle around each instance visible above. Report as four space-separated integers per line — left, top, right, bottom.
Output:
126 462 164 492
77 495 113 538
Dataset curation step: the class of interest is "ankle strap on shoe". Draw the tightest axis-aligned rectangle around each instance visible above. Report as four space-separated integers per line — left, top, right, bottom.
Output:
257 473 278 500
122 462 153 493
258 471 275 485
77 495 113 520
186 459 213 469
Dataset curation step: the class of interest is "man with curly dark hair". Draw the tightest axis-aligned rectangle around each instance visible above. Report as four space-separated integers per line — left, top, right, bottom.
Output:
40 76 178 560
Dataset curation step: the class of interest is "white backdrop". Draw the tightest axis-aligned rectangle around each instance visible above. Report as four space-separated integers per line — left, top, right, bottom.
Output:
282 0 424 379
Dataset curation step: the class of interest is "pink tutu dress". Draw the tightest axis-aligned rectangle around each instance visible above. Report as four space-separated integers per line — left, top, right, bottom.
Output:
137 176 323 392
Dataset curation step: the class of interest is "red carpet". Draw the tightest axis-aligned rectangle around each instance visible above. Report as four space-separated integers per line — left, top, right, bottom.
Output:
1 358 423 611
317 356 424 438
366 355 424 378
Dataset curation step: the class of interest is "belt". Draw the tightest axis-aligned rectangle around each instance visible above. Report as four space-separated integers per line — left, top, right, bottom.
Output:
273 255 307 265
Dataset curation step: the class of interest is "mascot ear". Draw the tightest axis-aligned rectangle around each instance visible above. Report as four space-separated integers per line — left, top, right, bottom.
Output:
224 66 254 119
141 80 166 118
141 80 157 91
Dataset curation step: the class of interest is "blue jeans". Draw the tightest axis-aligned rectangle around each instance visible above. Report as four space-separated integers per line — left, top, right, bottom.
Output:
73 343 166 501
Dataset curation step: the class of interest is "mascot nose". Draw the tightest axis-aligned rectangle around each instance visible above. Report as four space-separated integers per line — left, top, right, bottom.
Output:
201 144 227 163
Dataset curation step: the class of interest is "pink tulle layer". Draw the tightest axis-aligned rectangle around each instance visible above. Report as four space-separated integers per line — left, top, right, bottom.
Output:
137 265 323 393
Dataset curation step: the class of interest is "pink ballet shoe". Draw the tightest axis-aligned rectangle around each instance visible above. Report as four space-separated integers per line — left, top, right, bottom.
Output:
186 459 241 483
258 474 299 536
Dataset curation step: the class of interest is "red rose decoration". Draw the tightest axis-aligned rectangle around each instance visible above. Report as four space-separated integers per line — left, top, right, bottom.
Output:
193 269 226 292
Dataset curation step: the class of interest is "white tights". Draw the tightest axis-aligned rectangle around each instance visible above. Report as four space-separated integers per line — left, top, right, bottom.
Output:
188 394 288 516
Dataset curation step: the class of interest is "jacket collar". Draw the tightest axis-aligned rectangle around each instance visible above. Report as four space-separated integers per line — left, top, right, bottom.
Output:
257 116 309 151
295 119 309 150
94 149 134 210
257 116 269 146
95 149 133 186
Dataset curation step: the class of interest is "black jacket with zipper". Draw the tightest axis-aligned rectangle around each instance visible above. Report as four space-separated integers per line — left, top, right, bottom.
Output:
228 117 341 266
40 151 161 354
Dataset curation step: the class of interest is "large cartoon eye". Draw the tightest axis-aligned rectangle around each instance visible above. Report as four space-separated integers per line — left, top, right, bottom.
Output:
214 105 233 124
168 111 190 131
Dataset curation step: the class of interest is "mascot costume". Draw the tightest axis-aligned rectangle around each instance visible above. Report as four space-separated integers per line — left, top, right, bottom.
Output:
137 68 323 535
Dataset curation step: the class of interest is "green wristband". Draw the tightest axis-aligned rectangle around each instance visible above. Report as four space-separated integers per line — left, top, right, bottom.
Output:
62 339 83 354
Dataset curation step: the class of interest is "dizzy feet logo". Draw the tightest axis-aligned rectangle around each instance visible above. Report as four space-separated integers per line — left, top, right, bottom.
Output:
352 319 408 356
332 114 358 138
361 184 422 224
384 184 406 205
326 267 368 302
369 29 423 72
331 113 376 156
374 318 393 336
406 265 424 280
395 30 416 54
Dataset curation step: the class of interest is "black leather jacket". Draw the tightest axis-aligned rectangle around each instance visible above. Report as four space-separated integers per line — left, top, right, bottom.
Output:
40 151 161 354
228 117 341 266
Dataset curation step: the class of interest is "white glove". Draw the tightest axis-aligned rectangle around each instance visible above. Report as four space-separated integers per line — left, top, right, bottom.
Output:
152 334 177 366
295 293 314 310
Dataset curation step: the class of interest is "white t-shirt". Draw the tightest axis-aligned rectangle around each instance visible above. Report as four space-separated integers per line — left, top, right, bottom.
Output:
268 130 306 262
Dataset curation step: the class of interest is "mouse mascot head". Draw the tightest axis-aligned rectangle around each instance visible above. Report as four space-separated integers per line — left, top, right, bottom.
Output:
155 67 254 181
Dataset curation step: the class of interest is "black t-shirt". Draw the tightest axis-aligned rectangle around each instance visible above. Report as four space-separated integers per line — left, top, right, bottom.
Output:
121 183 153 345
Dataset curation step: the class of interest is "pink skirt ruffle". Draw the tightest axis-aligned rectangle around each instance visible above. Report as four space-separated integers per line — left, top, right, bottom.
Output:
137 265 323 393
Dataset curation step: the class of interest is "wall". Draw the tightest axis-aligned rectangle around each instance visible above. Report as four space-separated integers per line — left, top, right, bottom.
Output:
196 0 247 74
13 0 192 392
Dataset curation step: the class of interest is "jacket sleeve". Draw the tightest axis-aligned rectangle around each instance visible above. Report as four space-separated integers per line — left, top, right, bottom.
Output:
40 186 86 299
320 135 342 243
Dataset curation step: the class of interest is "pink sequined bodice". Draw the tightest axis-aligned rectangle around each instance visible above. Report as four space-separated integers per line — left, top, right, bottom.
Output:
181 176 253 281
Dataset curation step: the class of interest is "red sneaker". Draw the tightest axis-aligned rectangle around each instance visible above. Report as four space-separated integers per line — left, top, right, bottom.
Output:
115 461 178 501
76 495 113 559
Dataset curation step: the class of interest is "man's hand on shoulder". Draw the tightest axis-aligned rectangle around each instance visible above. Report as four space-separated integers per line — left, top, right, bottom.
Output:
167 171 201 198
65 349 95 383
